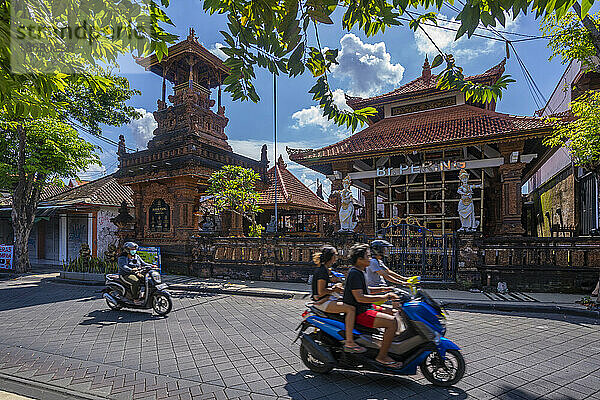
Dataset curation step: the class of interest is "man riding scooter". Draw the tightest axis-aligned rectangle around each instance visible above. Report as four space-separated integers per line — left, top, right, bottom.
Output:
118 242 154 305
367 240 410 289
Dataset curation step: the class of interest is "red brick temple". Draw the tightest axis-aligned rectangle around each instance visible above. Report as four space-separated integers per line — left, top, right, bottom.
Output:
115 29 268 269
288 58 556 237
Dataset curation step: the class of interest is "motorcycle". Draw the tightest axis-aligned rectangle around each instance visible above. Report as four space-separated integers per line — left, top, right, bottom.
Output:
295 276 465 386
102 266 172 316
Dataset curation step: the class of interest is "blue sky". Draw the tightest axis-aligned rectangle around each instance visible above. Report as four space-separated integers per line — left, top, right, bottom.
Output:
82 1 589 196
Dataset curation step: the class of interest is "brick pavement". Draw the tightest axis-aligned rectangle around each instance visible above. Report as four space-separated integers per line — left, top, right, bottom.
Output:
0 276 599 399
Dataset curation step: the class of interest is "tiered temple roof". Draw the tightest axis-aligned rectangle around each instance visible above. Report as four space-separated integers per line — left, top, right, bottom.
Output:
288 59 554 173
258 156 335 214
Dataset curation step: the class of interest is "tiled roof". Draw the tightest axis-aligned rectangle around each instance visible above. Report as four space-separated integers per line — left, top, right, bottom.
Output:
288 104 553 162
0 184 70 208
258 157 335 213
42 174 134 208
346 59 506 108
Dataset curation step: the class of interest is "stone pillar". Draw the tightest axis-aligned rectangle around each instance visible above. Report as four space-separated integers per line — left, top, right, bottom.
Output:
498 142 526 235
456 233 482 287
362 190 375 237
498 163 526 235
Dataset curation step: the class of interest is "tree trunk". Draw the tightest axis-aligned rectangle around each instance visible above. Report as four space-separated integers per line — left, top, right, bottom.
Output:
10 124 45 273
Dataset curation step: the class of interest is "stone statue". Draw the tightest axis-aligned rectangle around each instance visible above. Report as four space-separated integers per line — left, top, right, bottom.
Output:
457 169 481 232
117 135 126 156
260 144 268 164
201 216 215 232
332 175 358 232
104 243 118 264
265 216 277 233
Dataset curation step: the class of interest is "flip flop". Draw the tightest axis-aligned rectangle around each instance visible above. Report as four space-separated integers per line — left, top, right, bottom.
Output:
375 359 403 369
343 344 367 353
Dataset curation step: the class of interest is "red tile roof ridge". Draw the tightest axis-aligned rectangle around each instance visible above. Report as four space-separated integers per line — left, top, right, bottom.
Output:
347 59 506 106
261 163 335 212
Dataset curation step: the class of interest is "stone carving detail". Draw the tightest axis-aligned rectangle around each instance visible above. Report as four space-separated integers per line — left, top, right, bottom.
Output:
332 175 358 232
149 199 171 232
457 169 481 232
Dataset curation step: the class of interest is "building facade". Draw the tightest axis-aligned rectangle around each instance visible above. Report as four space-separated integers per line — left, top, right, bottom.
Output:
523 60 600 237
288 59 556 237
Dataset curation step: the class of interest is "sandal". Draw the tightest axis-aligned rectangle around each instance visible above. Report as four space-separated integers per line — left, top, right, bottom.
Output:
343 344 367 353
375 359 403 369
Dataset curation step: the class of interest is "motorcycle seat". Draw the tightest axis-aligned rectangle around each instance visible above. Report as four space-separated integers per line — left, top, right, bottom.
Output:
310 306 380 335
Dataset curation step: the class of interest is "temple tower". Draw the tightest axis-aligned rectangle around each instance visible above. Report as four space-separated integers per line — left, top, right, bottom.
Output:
116 29 268 270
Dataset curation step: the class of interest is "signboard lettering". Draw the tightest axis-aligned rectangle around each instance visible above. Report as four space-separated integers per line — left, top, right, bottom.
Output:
350 157 514 180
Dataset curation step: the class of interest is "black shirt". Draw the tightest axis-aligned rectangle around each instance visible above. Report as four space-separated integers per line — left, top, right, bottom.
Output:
311 265 330 301
343 267 369 314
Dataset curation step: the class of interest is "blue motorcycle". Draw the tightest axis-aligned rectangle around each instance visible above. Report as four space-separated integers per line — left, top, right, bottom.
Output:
295 276 465 386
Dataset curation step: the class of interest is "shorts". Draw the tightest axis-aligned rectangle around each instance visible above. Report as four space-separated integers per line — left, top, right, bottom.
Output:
313 295 340 312
356 309 379 328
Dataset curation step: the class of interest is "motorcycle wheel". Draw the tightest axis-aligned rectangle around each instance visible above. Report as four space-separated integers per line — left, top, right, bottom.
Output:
420 349 465 387
105 293 121 311
299 334 334 374
152 293 172 316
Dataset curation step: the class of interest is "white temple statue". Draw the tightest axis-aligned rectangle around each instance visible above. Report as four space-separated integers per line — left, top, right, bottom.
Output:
333 175 358 232
457 169 481 232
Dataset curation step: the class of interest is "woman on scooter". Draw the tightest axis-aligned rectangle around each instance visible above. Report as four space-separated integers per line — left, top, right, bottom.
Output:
311 245 366 354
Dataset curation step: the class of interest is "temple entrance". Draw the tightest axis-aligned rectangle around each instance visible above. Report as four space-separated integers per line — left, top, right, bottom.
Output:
378 218 457 282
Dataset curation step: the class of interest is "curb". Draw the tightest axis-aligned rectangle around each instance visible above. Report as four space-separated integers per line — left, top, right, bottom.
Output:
46 277 599 319
0 372 108 400
441 301 600 319
168 284 311 300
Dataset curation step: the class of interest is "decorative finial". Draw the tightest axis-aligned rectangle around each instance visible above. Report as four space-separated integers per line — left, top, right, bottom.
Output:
187 27 197 41
422 56 432 81
277 155 286 168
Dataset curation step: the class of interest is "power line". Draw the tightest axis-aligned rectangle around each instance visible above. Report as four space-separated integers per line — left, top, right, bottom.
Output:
414 7 549 41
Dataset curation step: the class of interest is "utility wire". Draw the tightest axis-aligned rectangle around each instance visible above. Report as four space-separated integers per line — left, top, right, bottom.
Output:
414 8 549 41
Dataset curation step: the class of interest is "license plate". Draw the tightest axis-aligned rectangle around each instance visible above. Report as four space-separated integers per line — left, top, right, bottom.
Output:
156 283 168 290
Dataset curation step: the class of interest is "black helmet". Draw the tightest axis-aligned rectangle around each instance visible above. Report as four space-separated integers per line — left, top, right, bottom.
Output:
370 239 392 257
123 242 138 250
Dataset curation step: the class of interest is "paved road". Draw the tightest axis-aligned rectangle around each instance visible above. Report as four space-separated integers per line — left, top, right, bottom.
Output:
0 276 598 400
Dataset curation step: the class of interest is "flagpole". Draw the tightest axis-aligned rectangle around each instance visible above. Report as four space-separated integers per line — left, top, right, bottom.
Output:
273 72 278 233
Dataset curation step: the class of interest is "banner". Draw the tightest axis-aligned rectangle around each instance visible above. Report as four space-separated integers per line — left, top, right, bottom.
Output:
137 246 161 272
0 245 14 270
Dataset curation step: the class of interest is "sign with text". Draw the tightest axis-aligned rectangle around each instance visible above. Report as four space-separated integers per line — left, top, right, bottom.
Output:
138 246 161 272
0 245 14 270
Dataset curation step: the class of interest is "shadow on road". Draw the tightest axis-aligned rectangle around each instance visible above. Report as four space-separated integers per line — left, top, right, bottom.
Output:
283 370 468 399
79 309 162 326
0 277 96 312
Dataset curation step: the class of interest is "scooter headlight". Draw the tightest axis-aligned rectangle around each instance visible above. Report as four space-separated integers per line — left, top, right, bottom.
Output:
151 270 162 283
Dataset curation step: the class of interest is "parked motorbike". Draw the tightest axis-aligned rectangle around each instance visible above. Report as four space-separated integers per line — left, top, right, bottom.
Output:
102 266 172 316
295 276 465 386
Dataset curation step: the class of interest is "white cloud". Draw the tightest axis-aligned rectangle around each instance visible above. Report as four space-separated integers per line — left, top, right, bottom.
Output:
414 14 520 60
79 163 107 181
291 89 353 138
229 139 332 198
331 33 405 97
128 108 157 150
208 42 227 61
